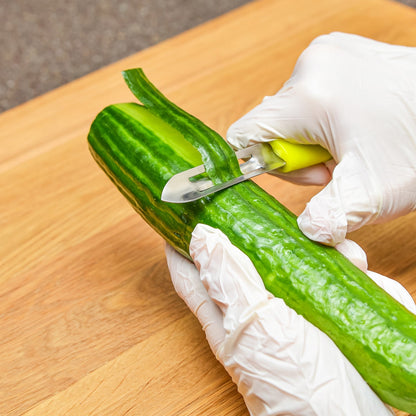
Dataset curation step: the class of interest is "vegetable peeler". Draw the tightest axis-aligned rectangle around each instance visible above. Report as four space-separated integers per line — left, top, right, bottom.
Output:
161 139 331 203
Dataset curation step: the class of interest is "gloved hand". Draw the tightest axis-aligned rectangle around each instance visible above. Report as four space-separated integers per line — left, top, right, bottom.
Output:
227 32 416 245
166 224 416 416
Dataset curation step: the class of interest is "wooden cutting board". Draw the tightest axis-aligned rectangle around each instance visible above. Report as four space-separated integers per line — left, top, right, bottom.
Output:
1 0 415 414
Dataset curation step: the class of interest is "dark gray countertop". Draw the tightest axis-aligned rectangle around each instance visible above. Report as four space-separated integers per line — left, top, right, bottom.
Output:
1 0 415 113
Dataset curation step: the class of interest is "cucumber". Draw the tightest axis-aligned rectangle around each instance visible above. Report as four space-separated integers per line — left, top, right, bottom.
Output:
88 68 416 413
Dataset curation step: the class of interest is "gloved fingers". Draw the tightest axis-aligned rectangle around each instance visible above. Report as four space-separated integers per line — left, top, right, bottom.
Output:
297 153 382 245
366 270 416 314
335 239 416 313
165 244 226 354
226 83 329 151
188 226 391 416
335 239 368 272
189 224 272 334
188 226 396 415
268 162 332 186
190 229 396 415
220 293 394 416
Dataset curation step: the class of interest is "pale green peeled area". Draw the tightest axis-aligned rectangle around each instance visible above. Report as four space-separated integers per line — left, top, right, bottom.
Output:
88 69 416 413
115 103 203 167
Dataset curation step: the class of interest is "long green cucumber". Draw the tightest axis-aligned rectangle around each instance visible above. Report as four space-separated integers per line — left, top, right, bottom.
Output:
87 68 416 412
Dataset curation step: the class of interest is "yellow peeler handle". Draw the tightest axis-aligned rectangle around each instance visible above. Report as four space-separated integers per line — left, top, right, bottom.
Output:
269 139 332 173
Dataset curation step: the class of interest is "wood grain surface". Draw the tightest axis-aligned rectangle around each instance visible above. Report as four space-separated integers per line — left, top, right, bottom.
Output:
1 0 416 414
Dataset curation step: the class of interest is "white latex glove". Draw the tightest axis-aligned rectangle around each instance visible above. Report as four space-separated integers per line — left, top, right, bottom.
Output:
166 224 416 416
227 32 416 245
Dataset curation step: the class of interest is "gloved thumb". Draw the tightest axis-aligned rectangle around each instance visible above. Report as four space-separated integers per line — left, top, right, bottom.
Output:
298 152 381 245
190 224 272 335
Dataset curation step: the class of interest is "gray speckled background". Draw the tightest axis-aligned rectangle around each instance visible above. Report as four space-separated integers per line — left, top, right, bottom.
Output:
2 0 416 113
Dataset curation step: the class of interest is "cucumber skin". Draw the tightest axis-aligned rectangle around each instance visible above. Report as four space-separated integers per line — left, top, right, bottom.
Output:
87 71 416 412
